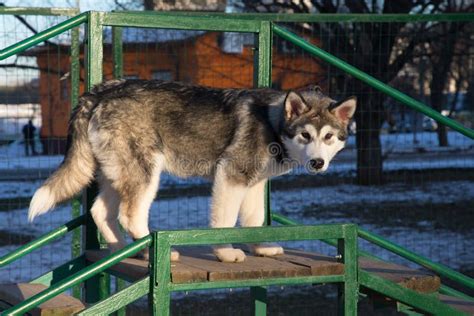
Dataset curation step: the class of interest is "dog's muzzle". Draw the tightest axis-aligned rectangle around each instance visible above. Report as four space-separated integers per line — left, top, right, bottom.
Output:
309 158 325 171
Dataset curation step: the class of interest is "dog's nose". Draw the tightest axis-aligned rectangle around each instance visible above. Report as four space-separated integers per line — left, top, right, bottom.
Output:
310 158 325 170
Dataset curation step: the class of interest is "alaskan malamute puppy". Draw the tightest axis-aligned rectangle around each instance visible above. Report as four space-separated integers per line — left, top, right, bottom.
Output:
29 80 356 262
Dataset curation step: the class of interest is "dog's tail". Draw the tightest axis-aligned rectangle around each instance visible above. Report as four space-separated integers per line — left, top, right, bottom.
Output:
28 95 98 222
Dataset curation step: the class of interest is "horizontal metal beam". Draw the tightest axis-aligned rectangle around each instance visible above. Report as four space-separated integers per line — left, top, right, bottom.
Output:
160 224 351 246
102 11 260 33
0 215 86 267
171 275 344 291
119 11 474 23
0 12 88 60
273 24 474 140
2 236 151 315
0 6 79 16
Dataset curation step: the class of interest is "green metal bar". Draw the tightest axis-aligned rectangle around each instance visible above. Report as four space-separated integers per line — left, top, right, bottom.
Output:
171 275 344 292
70 24 82 300
2 237 151 316
0 7 79 16
102 11 260 32
30 255 86 287
112 26 123 79
0 12 88 60
163 225 346 245
272 212 474 300
359 270 464 315
342 224 358 315
251 286 267 316
84 11 107 304
118 11 474 23
151 232 171 316
439 285 474 302
358 228 474 290
77 277 150 316
0 215 85 267
273 24 474 140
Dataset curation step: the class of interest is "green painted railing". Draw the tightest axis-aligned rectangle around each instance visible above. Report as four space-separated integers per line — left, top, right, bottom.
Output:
0 12 87 61
0 215 86 267
2 236 151 316
273 24 474 140
272 212 474 301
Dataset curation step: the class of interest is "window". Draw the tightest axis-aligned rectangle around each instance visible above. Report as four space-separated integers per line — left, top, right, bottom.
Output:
152 71 173 81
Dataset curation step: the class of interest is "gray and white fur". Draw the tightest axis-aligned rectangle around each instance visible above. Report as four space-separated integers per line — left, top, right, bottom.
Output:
29 80 356 262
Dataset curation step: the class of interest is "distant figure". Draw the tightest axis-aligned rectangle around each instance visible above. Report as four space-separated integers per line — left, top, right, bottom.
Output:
22 120 38 156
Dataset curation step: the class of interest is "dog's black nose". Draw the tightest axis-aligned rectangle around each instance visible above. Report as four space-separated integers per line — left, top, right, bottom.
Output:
310 158 325 170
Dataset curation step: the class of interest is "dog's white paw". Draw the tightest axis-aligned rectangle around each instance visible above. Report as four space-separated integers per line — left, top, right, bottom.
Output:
171 248 180 262
214 247 246 263
251 243 284 257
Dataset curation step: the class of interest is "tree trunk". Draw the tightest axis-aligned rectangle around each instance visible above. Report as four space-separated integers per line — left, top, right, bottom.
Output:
437 124 449 147
355 93 384 185
430 87 449 147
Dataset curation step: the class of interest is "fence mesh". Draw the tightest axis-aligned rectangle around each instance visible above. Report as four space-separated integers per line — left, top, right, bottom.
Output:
0 10 473 314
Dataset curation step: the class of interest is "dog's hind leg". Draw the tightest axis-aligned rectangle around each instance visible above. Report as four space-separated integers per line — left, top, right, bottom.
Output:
239 179 284 257
210 164 249 262
115 155 180 261
90 174 126 253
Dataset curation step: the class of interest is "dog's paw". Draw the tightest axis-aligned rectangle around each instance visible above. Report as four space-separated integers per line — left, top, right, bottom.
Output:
251 243 284 257
171 248 180 262
214 247 246 263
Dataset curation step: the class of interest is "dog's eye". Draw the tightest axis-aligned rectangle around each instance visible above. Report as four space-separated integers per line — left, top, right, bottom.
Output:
301 132 311 140
324 133 333 140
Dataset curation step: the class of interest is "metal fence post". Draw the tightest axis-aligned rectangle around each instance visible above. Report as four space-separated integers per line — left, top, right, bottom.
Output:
83 11 109 304
250 20 273 316
339 224 358 315
150 231 171 315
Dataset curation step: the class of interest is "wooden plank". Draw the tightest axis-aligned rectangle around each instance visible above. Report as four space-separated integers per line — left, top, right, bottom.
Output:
359 257 440 293
0 283 85 316
439 295 474 315
176 246 311 281
270 248 344 276
85 250 207 284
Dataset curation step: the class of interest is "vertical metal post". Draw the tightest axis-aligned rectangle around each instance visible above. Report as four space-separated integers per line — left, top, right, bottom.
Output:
111 25 126 316
250 20 273 316
70 24 82 300
83 11 109 304
112 26 123 79
338 224 358 315
150 232 171 315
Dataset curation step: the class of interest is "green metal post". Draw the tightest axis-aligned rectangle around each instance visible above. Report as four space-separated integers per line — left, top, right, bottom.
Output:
70 24 83 300
84 11 109 304
150 232 171 315
111 24 126 316
343 224 358 316
250 21 273 315
112 26 123 78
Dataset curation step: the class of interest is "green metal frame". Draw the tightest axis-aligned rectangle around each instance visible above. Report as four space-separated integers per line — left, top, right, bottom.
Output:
1 10 474 316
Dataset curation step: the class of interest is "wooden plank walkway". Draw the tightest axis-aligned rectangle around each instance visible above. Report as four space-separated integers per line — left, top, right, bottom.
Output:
85 246 439 293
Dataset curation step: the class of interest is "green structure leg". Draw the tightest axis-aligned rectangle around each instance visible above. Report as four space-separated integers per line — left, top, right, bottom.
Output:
251 286 267 315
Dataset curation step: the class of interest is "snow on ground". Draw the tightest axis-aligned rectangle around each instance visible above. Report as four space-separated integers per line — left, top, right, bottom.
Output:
1 180 472 283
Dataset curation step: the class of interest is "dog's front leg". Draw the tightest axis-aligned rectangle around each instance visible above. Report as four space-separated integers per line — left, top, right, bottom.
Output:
239 179 284 257
210 166 249 263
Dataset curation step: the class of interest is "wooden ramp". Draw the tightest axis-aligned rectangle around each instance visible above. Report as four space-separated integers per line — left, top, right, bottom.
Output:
0 283 85 316
85 246 439 293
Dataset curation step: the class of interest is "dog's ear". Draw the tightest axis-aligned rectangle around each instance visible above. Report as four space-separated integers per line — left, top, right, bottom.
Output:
284 91 310 121
329 96 357 125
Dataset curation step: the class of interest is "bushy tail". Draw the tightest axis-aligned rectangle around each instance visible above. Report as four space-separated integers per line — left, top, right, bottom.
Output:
28 96 97 222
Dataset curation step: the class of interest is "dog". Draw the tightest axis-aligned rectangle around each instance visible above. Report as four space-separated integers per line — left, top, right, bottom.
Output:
28 80 356 263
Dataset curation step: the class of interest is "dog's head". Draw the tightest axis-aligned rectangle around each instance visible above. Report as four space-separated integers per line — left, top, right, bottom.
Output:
281 86 356 173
